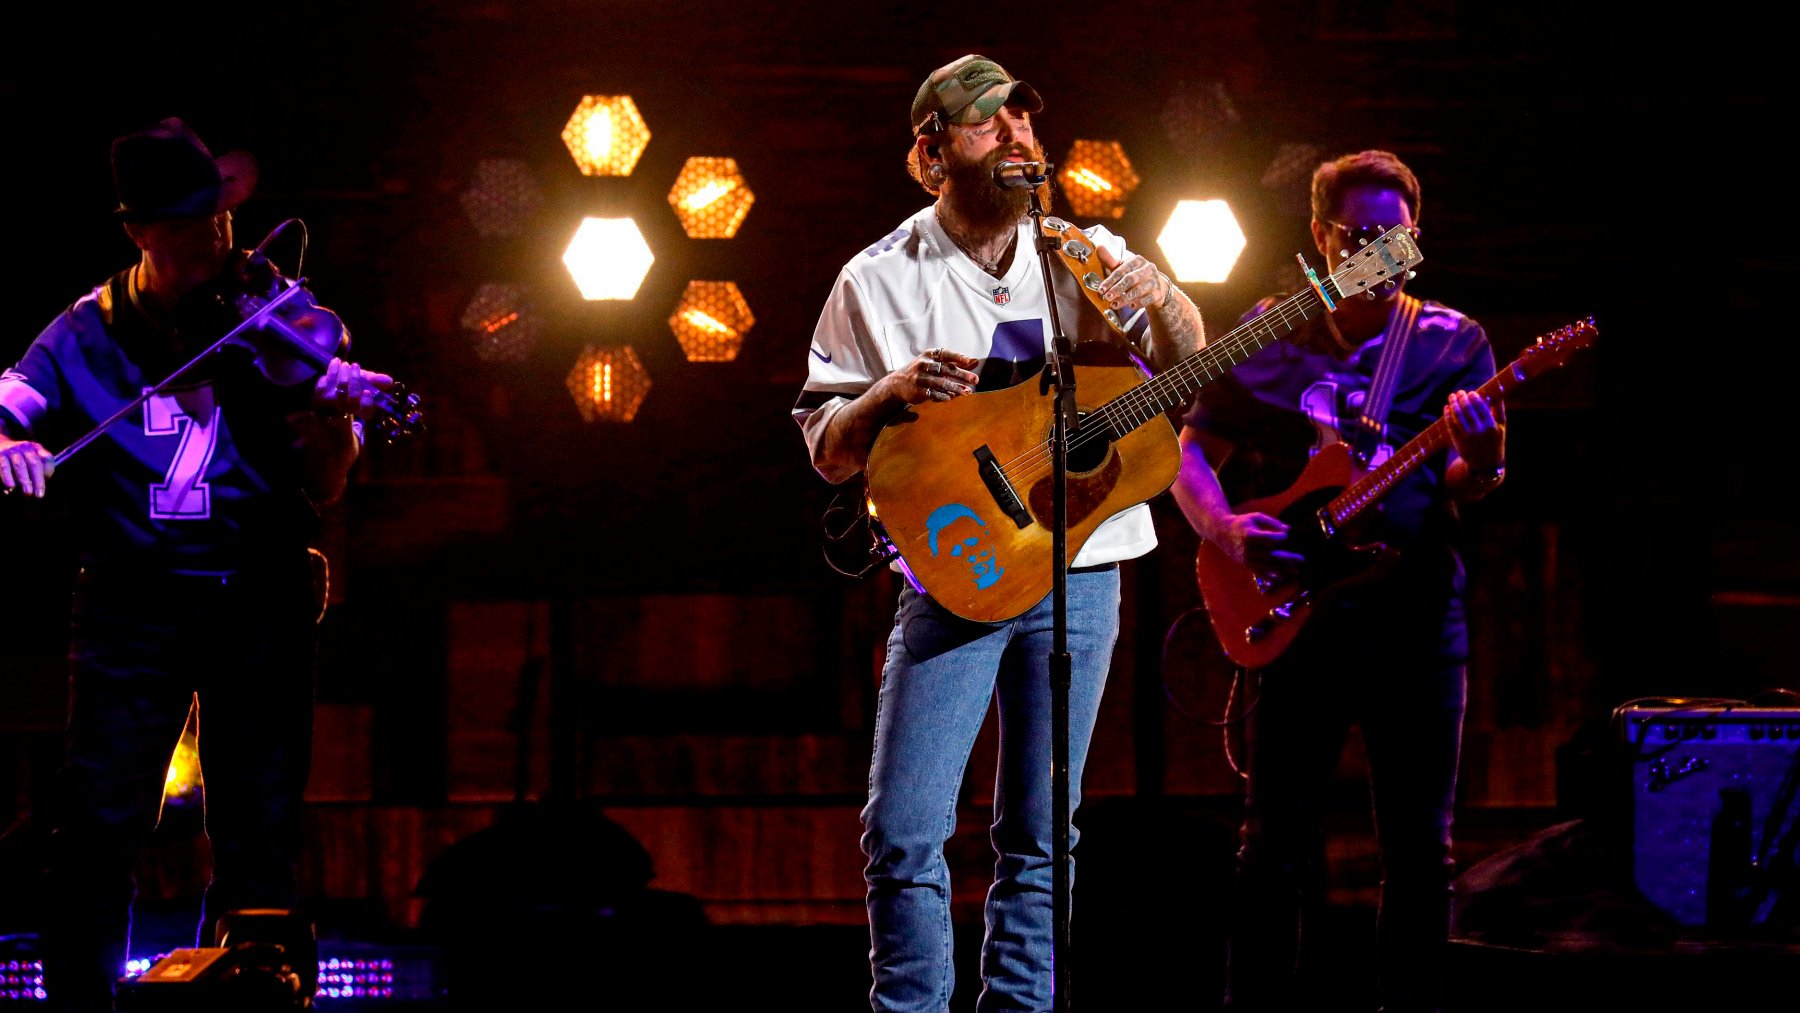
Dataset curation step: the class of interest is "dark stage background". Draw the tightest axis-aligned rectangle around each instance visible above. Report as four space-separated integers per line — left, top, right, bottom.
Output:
0 2 1784 1009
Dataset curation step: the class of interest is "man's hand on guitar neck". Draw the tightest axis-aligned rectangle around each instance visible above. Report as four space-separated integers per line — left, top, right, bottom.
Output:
1094 246 1170 314
1443 389 1506 502
1094 245 1203 374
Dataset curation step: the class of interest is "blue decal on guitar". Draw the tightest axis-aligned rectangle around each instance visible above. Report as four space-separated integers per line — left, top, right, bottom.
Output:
927 503 1004 590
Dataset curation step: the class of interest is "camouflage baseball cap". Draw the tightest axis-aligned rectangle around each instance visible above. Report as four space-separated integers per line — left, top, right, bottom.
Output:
911 54 1044 136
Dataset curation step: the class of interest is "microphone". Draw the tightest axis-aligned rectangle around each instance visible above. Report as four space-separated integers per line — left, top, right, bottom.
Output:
993 160 1051 189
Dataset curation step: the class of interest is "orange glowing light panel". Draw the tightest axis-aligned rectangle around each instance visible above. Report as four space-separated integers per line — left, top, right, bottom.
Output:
1057 140 1141 219
667 157 756 238
561 95 652 177
668 281 756 361
566 345 651 422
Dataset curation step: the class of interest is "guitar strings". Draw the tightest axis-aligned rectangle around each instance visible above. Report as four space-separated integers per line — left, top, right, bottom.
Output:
1315 321 1589 526
989 245 1440 492
990 285 1331 488
993 293 1317 485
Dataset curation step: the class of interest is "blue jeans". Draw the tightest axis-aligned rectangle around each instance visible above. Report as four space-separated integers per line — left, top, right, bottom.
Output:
862 566 1120 1013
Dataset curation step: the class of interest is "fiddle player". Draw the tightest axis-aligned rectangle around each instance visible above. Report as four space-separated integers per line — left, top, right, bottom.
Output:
0 117 388 1011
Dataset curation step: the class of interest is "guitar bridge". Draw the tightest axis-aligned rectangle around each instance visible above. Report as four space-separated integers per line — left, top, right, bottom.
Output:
973 445 1032 529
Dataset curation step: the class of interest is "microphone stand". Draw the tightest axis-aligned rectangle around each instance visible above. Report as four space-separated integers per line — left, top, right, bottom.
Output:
1019 164 1077 1013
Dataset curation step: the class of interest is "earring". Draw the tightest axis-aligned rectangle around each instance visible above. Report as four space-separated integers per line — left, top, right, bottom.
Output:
927 163 945 183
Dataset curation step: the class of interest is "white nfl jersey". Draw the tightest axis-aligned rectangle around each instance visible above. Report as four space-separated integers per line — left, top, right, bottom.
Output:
795 204 1158 569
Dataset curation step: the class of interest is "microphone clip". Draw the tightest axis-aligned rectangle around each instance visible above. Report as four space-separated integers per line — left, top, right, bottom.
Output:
993 160 1053 189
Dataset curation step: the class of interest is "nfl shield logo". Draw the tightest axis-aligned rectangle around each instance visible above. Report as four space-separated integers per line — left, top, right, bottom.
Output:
992 285 1011 306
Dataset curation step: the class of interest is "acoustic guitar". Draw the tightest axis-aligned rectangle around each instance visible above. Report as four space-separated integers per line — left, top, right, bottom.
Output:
863 225 1423 622
1193 317 1597 669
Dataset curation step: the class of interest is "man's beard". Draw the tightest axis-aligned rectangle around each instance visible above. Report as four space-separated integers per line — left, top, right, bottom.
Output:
942 145 1049 230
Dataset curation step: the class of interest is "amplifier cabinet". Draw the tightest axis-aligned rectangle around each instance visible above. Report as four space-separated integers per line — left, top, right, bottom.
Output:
1619 705 1800 928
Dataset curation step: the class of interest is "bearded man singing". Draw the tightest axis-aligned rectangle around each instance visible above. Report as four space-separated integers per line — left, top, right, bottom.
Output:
792 54 1205 1013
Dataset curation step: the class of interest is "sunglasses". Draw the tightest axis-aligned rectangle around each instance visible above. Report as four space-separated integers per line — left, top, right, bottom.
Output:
1325 221 1421 250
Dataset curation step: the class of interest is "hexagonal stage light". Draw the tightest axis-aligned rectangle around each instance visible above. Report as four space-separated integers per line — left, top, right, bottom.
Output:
561 95 651 177
566 345 652 422
667 157 755 239
1261 142 1325 191
460 283 539 362
459 158 545 238
1058 140 1140 220
668 281 755 361
562 217 655 300
1157 199 1246 284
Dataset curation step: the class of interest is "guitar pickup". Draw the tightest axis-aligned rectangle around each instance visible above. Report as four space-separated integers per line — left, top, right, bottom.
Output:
1245 592 1310 643
1313 507 1338 539
973 445 1032 529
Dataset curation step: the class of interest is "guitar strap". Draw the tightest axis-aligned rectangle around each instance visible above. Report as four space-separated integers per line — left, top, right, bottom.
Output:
1349 292 1421 464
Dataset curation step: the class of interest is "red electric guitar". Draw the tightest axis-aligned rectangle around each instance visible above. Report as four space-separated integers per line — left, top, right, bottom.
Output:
1194 317 1598 669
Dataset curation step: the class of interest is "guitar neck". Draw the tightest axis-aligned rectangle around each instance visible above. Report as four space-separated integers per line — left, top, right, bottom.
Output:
1089 280 1338 437
1324 368 1511 528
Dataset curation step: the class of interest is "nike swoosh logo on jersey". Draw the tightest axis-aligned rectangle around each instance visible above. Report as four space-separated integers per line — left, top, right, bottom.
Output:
811 348 832 363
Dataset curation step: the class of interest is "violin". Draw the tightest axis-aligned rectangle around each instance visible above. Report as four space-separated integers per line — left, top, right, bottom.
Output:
50 227 424 468
224 251 425 442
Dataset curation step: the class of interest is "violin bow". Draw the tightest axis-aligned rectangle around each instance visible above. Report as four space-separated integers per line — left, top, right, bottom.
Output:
51 281 312 467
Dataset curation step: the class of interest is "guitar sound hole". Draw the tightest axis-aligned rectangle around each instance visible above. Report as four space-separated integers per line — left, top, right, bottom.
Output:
1067 412 1111 473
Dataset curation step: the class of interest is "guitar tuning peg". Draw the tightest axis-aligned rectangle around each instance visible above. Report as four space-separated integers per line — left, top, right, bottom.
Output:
1406 270 1417 280
1338 248 1350 258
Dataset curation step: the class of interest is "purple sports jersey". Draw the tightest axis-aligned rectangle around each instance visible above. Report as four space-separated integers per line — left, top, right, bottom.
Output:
0 269 325 569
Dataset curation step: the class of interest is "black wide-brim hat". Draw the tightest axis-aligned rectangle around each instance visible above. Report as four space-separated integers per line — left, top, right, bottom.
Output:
111 117 257 222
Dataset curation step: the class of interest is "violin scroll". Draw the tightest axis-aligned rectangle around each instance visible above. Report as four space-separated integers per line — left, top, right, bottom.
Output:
366 381 426 443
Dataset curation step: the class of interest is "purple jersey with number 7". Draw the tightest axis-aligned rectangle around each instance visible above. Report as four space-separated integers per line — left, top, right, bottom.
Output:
0 269 327 569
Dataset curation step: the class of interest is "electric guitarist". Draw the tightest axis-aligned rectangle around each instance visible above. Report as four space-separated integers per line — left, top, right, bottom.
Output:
1170 149 1505 1013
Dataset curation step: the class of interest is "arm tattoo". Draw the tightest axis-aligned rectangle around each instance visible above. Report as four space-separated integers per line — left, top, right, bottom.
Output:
1147 282 1203 373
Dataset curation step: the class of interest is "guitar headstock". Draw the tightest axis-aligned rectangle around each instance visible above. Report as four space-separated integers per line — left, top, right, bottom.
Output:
1510 317 1599 381
1039 214 1143 337
1327 225 1423 300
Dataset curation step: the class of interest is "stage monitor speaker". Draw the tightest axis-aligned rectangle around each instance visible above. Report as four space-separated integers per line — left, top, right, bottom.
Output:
1618 705 1800 930
116 909 315 1012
